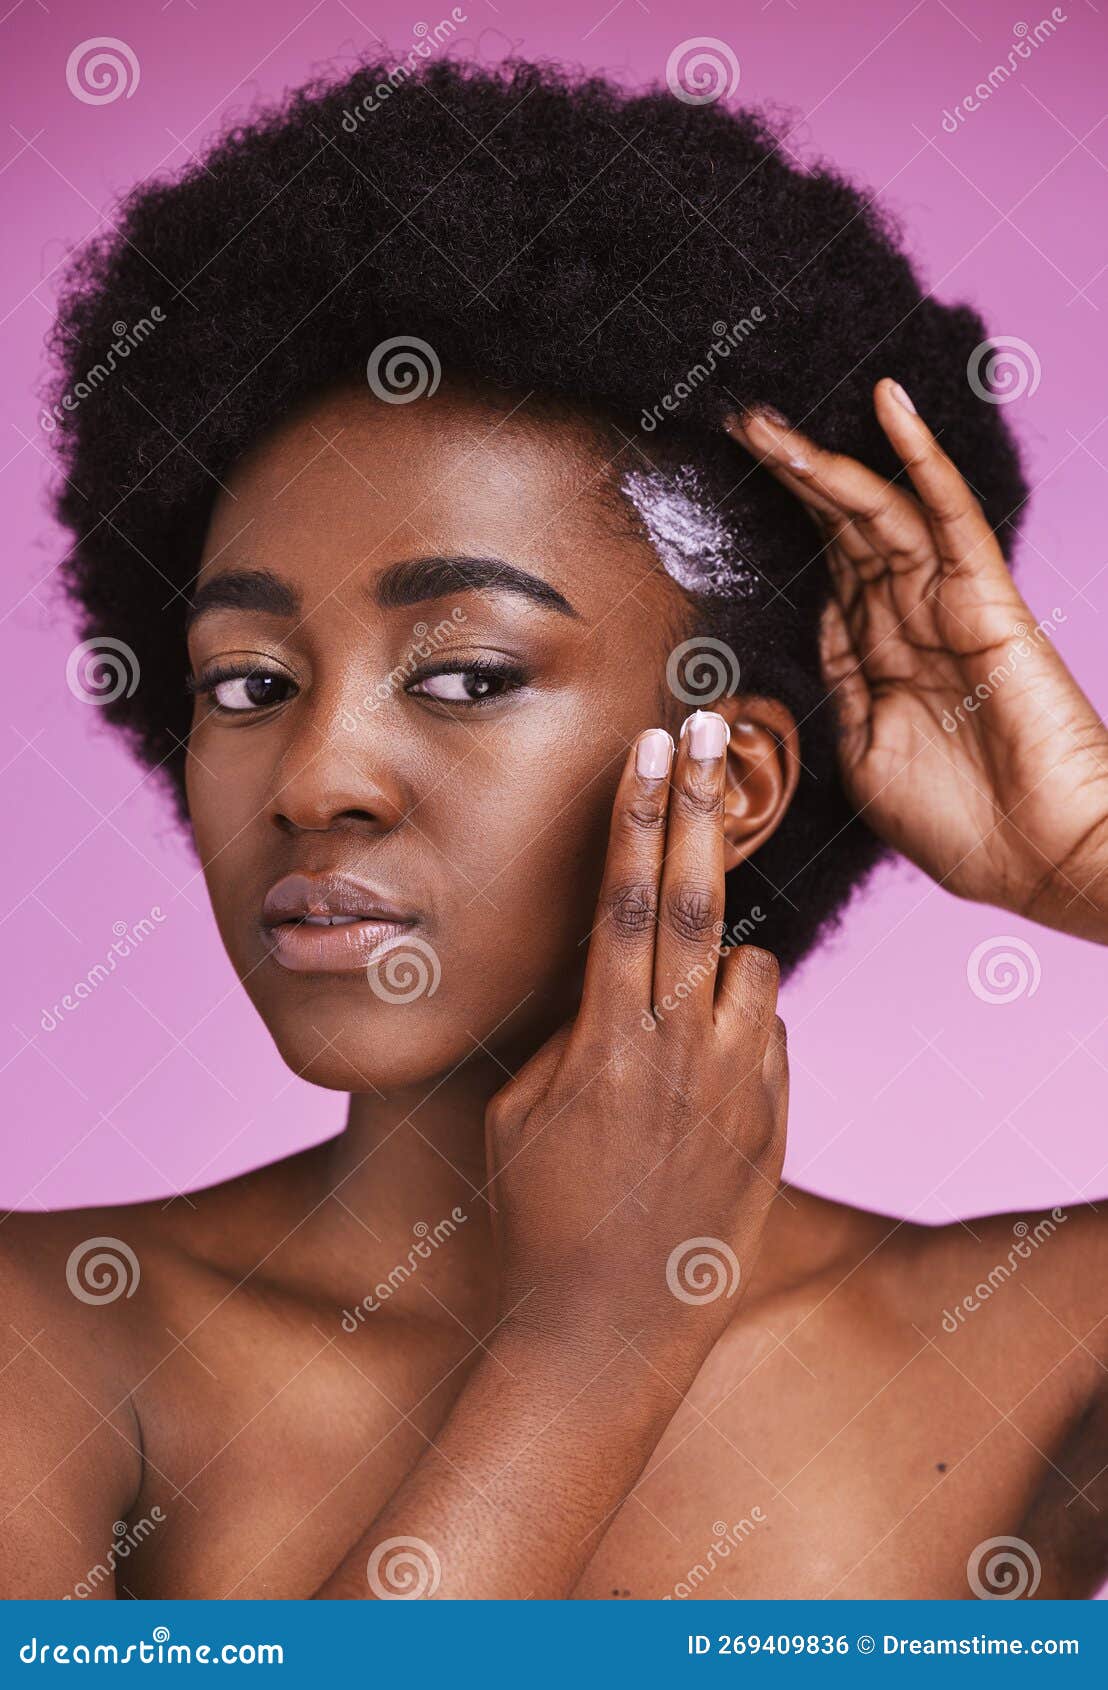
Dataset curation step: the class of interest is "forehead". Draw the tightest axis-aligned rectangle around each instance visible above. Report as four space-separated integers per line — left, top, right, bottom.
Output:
200 381 672 623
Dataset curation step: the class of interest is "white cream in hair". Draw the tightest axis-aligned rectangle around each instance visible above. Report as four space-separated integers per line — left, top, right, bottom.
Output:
620 465 759 597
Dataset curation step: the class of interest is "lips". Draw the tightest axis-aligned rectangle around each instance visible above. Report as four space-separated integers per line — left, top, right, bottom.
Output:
261 871 419 974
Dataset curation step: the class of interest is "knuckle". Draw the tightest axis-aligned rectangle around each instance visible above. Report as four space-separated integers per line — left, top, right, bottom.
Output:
605 880 658 938
485 1089 520 1137
664 880 723 943
737 944 781 994
620 796 668 835
675 777 724 822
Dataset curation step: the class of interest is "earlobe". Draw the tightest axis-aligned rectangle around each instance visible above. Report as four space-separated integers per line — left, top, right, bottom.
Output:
711 697 800 872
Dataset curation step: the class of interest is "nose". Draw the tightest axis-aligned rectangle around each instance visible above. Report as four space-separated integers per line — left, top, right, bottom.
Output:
269 696 410 837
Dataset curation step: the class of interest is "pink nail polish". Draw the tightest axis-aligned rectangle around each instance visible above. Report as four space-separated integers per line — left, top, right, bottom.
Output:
686 711 730 761
888 380 917 415
636 728 672 779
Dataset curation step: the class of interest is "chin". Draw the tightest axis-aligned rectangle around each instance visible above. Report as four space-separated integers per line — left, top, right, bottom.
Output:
242 974 484 1094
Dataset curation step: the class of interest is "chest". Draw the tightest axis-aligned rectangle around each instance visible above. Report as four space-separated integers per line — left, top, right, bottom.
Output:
119 1305 1080 1600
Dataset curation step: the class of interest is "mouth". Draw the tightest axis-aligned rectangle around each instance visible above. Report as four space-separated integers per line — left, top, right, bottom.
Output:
261 871 419 975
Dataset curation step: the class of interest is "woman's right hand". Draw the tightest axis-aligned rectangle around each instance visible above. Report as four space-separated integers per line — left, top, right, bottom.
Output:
484 709 789 1372
317 710 789 1598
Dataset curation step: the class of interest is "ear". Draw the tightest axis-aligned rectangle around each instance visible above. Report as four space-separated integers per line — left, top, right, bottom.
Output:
708 695 800 873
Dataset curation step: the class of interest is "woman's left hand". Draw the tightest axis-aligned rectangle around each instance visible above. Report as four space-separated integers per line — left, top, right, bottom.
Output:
727 380 1108 943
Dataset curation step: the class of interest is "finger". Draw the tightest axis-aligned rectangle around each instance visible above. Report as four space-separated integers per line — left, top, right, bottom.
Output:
578 727 674 1022
725 409 933 571
819 597 871 761
872 377 1016 581
714 940 779 1034
652 709 730 1026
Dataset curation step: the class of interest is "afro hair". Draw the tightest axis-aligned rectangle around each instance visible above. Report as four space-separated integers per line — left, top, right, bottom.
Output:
46 56 1029 974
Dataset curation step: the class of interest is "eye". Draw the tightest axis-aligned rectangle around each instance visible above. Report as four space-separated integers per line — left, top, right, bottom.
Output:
191 665 297 713
408 661 525 706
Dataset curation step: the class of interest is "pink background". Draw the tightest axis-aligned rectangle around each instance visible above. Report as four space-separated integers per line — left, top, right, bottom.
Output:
2 0 1106 1222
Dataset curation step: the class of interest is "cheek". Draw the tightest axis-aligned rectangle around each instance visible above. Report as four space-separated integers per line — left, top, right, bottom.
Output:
185 747 263 939
451 743 620 961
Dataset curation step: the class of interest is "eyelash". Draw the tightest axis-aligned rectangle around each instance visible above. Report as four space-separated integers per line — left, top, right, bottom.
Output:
187 656 529 715
407 656 528 706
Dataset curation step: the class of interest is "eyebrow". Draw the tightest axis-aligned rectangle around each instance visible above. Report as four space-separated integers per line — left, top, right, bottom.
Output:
186 554 579 630
186 569 299 630
374 555 579 618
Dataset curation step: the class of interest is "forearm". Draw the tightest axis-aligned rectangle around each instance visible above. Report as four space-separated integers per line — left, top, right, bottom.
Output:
313 1323 687 1600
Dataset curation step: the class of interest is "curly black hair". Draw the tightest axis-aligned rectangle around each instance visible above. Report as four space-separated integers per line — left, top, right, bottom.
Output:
46 56 1029 975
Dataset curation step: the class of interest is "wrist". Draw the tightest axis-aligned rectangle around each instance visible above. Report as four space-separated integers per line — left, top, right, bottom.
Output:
484 1303 701 1430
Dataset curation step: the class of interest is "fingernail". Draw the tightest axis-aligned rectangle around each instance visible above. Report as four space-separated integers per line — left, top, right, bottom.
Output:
636 728 672 779
745 408 810 469
748 405 790 429
888 379 917 415
682 710 730 760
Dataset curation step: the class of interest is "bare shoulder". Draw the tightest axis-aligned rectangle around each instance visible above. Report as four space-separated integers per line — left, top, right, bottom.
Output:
0 1208 153 1596
899 1198 1106 1360
746 1186 1106 1401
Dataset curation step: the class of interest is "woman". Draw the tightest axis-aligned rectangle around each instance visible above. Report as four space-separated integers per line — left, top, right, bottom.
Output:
3 57 1105 1600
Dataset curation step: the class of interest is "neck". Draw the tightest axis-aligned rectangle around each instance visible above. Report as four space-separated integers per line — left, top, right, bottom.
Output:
189 1052 864 1332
